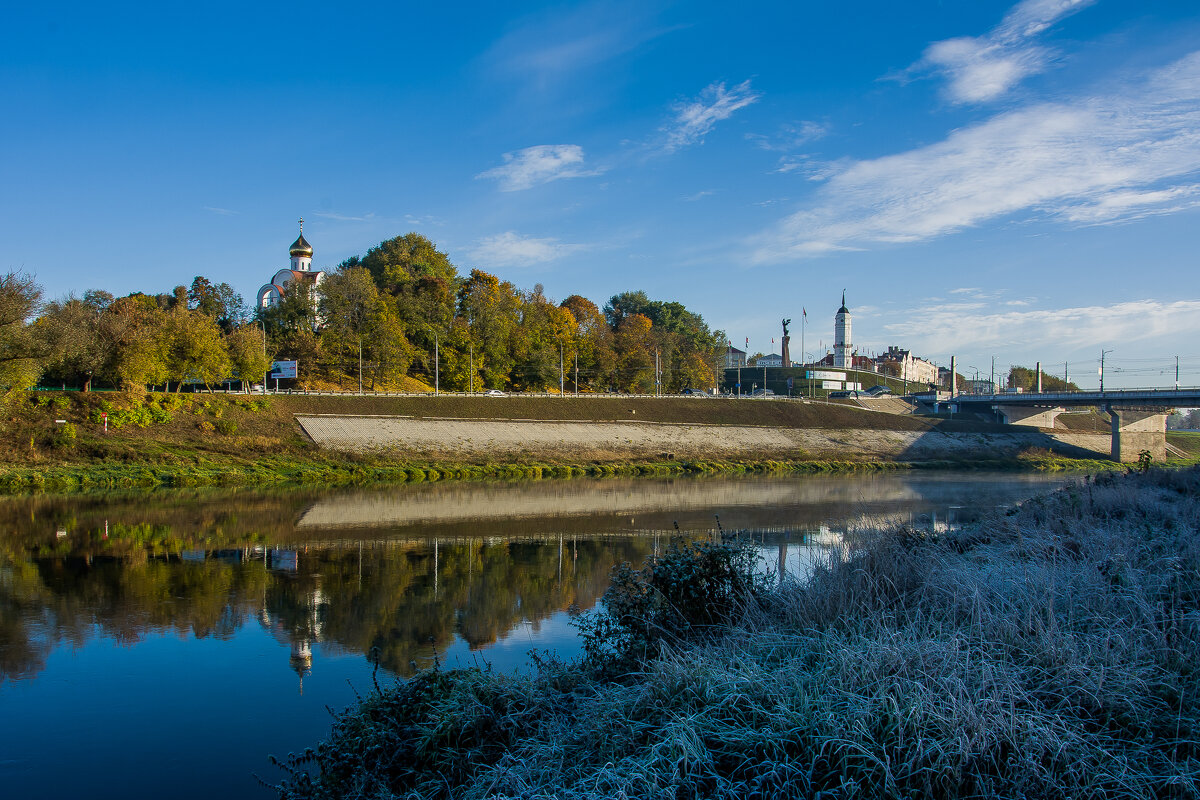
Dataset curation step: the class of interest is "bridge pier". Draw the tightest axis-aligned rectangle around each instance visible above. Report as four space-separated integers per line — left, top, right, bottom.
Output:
993 405 1063 428
1108 407 1168 463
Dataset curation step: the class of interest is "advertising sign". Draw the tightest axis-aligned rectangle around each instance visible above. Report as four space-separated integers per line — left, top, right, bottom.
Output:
269 360 298 379
806 370 844 381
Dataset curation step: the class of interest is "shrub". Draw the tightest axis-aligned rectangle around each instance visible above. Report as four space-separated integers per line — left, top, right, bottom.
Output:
215 419 238 436
576 537 769 675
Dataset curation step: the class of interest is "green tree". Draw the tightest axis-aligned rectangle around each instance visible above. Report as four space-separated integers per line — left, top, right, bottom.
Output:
0 273 43 400
225 325 273 391
165 307 230 390
319 267 383 392
457 269 519 390
189 276 246 331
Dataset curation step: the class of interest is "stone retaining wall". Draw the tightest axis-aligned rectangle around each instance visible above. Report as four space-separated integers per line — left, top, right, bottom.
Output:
297 415 1111 462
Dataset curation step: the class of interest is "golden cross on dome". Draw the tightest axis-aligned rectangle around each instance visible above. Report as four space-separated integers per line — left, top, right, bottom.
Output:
298 217 304 233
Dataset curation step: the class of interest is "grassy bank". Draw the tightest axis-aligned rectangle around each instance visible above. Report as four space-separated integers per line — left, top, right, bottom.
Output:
271 466 1200 800
0 390 1144 495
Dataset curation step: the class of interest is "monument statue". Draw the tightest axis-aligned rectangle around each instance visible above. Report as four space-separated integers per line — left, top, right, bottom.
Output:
781 318 792 368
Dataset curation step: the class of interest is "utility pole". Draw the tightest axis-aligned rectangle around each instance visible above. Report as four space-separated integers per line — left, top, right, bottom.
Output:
1176 355 1180 390
574 352 578 397
560 341 564 397
434 331 439 396
1064 361 1069 390
469 342 474 393
357 336 363 393
990 356 995 395
1035 361 1042 394
655 348 660 397
1100 349 1112 393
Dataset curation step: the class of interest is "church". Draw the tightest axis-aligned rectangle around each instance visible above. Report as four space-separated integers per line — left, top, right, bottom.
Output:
257 220 326 310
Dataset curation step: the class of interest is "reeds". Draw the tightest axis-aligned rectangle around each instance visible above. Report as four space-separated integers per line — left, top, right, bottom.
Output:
276 467 1200 798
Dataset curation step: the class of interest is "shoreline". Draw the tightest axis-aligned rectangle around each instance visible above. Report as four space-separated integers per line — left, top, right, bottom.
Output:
270 465 1200 800
0 451 1123 496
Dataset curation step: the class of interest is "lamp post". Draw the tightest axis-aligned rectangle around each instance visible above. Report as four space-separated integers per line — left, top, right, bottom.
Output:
1100 349 1112 393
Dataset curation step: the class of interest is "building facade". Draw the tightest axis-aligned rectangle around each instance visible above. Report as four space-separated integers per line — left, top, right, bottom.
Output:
875 346 939 386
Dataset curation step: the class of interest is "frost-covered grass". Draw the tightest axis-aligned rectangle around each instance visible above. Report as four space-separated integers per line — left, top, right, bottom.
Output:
271 467 1200 800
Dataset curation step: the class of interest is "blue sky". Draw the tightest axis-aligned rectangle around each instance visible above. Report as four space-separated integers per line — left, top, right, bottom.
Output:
3 0 1199 388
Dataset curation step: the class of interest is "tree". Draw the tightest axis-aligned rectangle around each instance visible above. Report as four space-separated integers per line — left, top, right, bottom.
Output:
1007 366 1079 392
614 313 655 392
226 325 273 391
107 294 171 390
0 272 43 400
561 295 615 391
165 306 230 390
457 269 519 390
352 233 459 295
319 267 382 392
189 276 246 331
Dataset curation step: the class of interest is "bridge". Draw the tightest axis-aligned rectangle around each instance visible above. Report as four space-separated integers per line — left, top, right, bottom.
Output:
929 388 1200 462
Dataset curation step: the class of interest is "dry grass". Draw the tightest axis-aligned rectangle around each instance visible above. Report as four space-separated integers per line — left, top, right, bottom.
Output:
272 466 1200 800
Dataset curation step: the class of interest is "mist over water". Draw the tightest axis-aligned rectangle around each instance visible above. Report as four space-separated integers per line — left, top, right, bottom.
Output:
0 472 1069 799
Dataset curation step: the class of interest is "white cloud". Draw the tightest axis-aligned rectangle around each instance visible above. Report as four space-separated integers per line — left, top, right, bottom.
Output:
753 52 1200 261
683 190 716 201
477 145 602 191
918 0 1096 104
468 232 585 267
883 298 1200 360
203 206 237 216
661 80 761 152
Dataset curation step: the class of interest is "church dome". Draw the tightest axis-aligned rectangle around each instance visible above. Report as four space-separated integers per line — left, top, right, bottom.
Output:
837 290 849 315
290 233 313 258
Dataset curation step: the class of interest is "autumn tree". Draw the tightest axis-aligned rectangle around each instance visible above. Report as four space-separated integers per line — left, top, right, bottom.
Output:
165 305 230 390
561 294 615 391
189 276 246 331
319 267 382 392
0 272 44 400
457 269 519 390
225 325 273 391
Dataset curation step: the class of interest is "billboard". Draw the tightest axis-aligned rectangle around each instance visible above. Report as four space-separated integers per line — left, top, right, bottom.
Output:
269 360 298 379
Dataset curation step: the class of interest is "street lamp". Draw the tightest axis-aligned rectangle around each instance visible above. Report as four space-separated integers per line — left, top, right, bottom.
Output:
1100 349 1113 393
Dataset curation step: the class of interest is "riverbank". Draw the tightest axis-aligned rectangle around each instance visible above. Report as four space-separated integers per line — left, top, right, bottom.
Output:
271 465 1200 800
0 391 1171 494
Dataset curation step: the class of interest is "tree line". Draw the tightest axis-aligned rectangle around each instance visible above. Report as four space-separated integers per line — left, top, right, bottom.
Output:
0 232 725 396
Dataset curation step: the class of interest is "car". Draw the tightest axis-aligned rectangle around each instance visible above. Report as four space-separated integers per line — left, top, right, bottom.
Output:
863 385 893 396
484 389 507 397
680 388 707 397
750 388 775 397
829 390 859 399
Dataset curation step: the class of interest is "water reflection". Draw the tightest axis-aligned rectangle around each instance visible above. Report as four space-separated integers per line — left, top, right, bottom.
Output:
0 473 1067 685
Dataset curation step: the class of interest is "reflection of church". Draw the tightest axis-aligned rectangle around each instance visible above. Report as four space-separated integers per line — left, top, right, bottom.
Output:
259 549 326 694
256 220 326 310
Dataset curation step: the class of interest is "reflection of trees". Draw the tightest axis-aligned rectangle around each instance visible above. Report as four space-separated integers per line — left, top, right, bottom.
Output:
0 535 655 682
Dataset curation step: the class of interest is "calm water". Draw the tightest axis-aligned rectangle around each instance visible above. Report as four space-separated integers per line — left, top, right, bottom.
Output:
0 472 1070 799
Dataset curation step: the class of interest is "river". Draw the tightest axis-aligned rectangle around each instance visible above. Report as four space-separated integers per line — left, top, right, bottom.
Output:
0 471 1070 799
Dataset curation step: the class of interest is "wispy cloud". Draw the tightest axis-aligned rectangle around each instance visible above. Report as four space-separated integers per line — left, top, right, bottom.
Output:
884 298 1200 359
660 80 761 153
481 3 673 94
683 190 716 201
312 211 377 222
203 206 237 216
746 120 829 152
752 51 1200 260
468 231 586 267
477 144 603 191
917 0 1096 104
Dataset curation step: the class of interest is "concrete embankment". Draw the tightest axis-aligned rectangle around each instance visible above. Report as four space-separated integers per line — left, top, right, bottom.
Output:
296 414 1110 462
